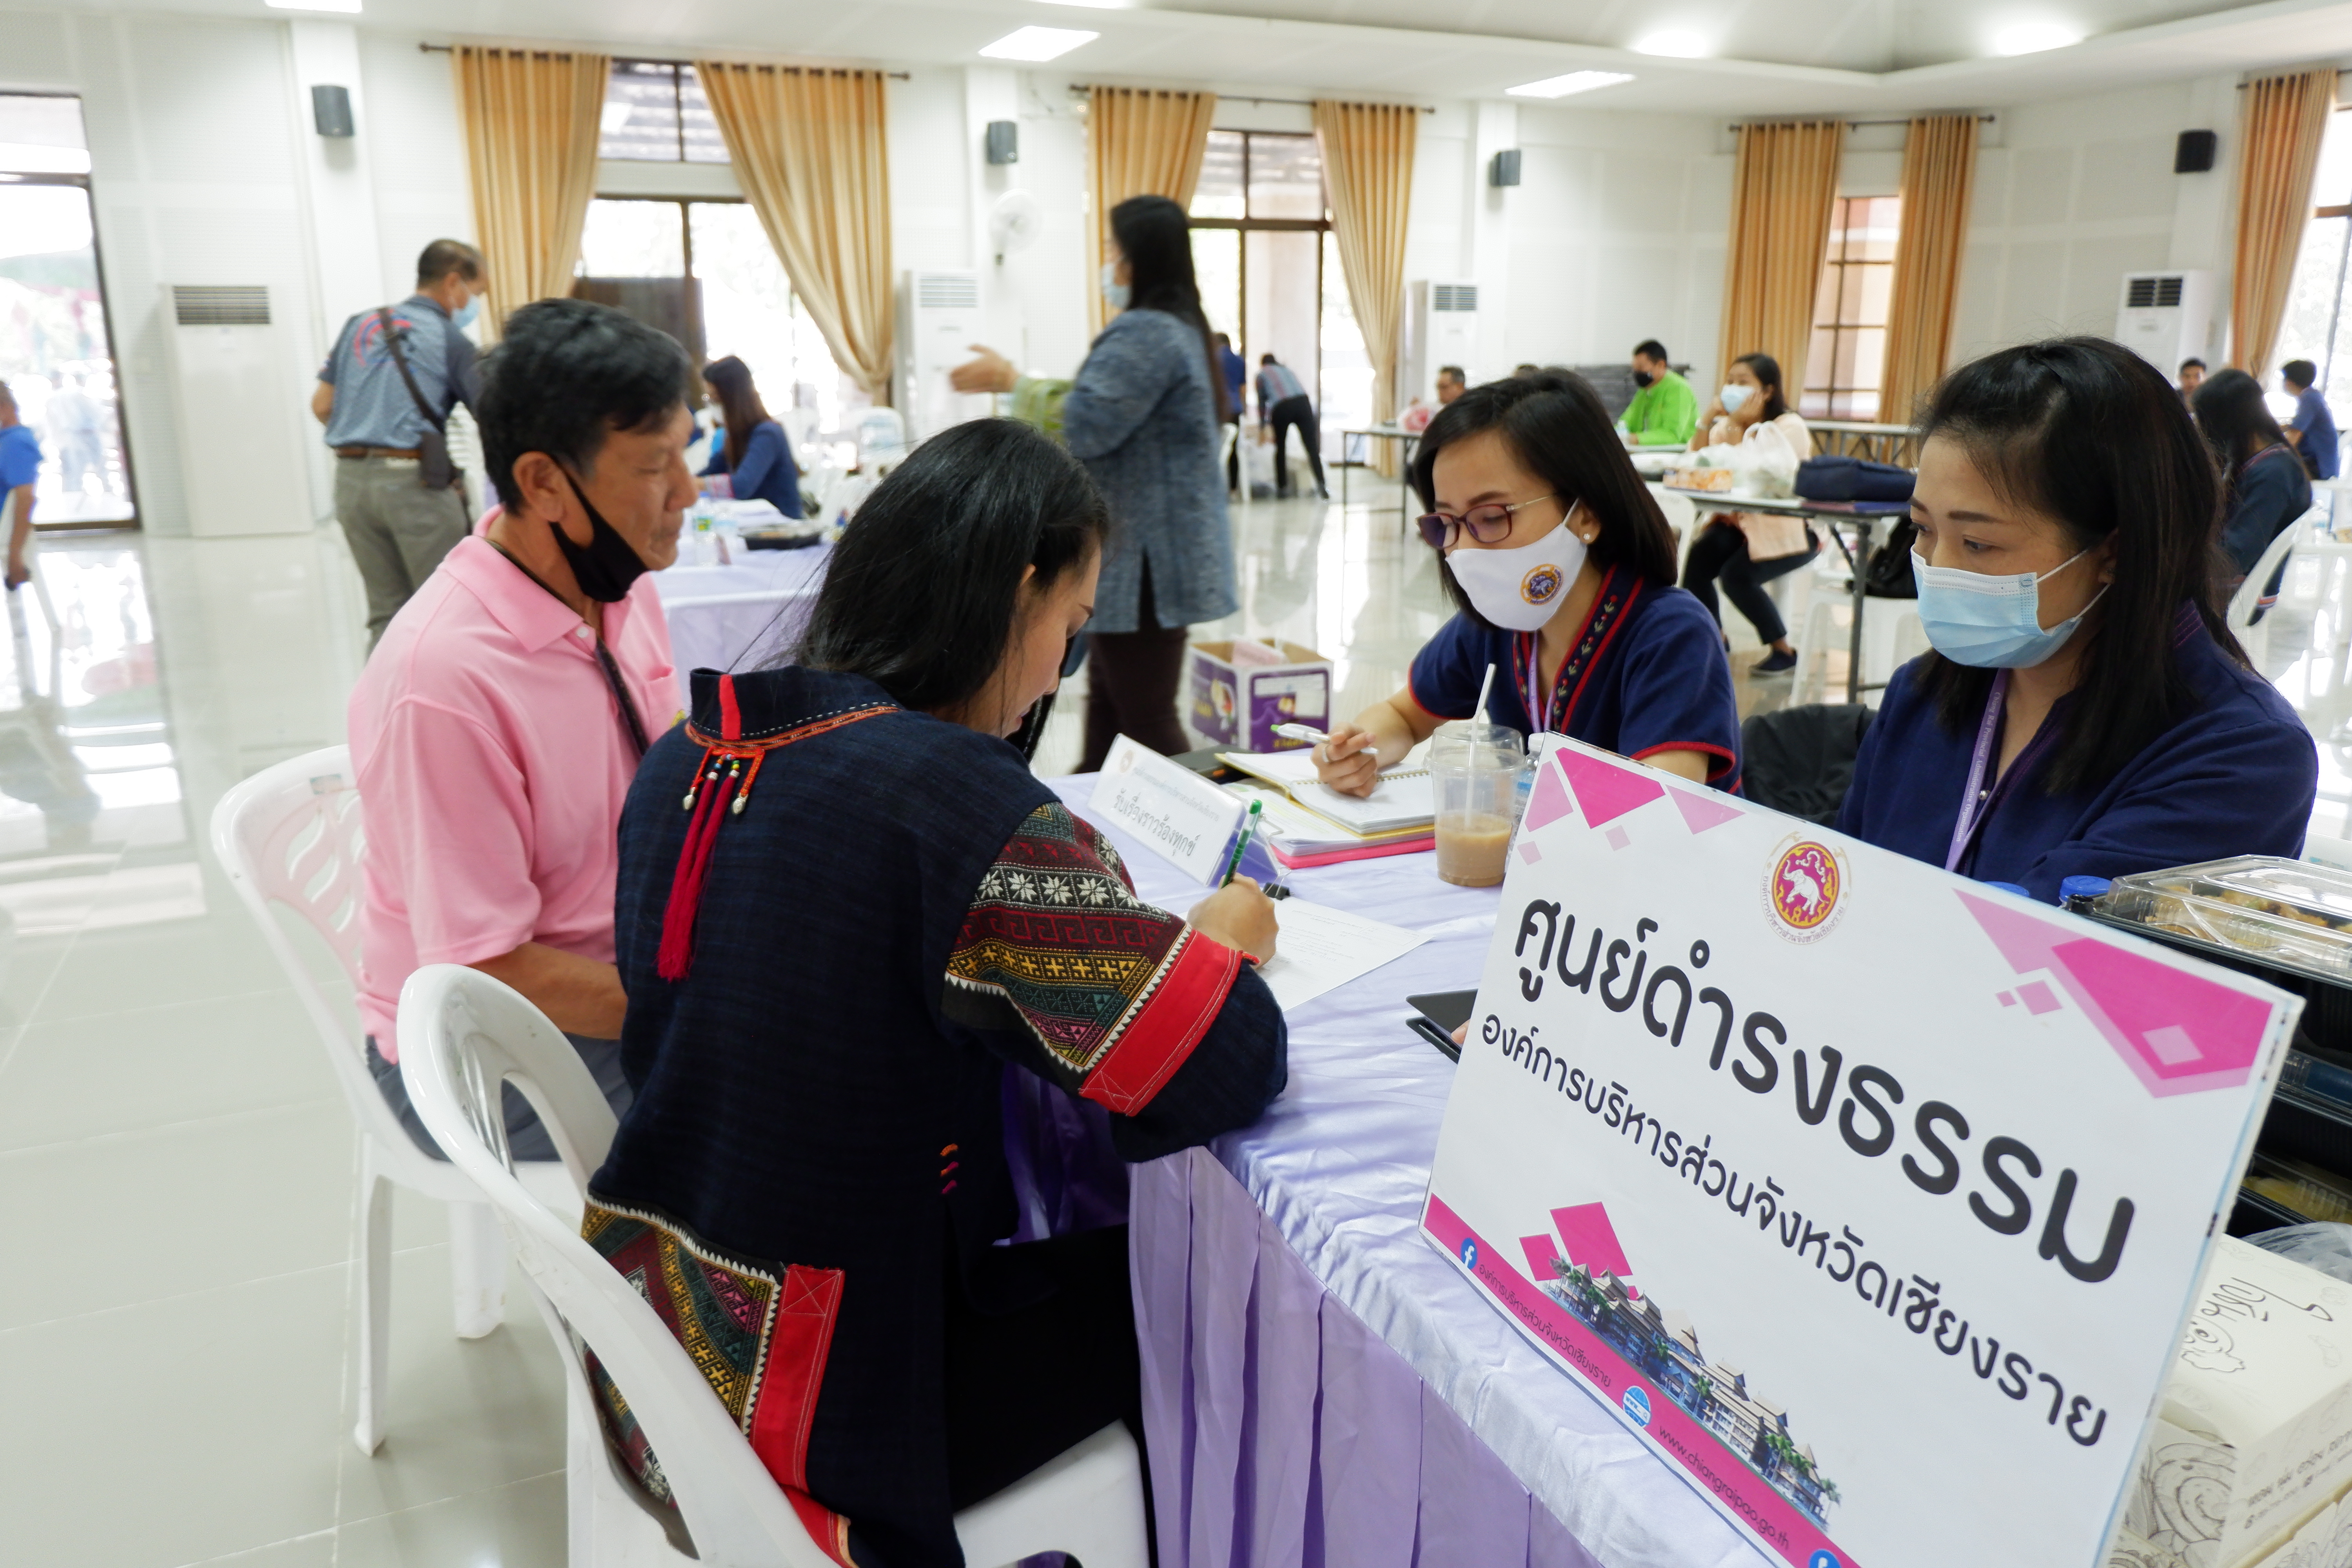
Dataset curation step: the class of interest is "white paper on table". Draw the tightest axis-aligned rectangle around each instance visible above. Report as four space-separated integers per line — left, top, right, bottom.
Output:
1183 895 1426 1013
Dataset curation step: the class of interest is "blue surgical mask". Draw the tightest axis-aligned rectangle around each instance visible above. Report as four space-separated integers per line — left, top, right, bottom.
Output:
452 292 482 330
1100 263 1130 313
1911 547 2108 668
1719 383 1752 413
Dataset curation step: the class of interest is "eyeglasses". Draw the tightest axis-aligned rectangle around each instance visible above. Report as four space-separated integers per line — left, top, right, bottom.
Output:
1416 494 1561 551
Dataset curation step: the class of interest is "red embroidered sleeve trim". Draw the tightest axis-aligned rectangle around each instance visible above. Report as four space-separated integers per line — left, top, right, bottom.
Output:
1080 929 1241 1115
1630 739 1738 783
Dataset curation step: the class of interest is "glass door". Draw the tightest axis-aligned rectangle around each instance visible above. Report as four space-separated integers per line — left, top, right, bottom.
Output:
0 94 136 527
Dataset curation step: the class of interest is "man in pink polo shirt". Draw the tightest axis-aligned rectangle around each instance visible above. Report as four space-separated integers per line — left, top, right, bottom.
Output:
350 298 692 1156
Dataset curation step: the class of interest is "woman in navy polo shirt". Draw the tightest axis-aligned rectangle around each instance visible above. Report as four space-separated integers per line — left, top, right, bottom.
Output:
1839 336 2317 902
1316 371 1741 794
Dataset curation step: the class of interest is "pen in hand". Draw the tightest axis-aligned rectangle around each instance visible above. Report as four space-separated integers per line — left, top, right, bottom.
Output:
1274 722 1377 764
1221 798 1264 887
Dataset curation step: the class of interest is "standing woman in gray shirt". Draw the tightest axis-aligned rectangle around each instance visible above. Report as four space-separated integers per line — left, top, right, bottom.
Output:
953 195 1237 768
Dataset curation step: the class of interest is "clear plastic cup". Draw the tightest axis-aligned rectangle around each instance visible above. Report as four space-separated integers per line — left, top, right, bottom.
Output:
1429 721 1529 887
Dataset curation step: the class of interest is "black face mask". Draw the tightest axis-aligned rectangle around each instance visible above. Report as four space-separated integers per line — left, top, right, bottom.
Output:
1632 369 1654 389
553 469 652 603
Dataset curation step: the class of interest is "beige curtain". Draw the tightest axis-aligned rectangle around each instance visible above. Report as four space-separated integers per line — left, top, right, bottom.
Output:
1316 101 1417 474
1879 114 1980 426
452 46 608 339
1086 87 1218 338
702 63 895 401
2233 68 2337 381
1718 121 1845 403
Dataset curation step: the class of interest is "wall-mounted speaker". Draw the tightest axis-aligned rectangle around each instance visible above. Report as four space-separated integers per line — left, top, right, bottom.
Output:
2175 129 2217 174
985 120 1019 166
1489 149 1522 187
312 85 354 138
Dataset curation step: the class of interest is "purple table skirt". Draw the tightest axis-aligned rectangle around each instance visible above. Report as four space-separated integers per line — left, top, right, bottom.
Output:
1134 1147 1600 1568
1039 775 1768 1568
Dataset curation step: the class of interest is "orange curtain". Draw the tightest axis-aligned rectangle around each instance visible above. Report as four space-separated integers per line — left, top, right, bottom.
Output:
2232 68 2337 381
700 63 895 402
1879 114 1980 426
1718 121 1845 405
1086 87 1218 338
1316 101 1418 468
451 46 609 339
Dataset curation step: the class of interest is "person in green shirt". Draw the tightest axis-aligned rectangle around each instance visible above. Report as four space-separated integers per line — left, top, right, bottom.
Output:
1618 338 1698 447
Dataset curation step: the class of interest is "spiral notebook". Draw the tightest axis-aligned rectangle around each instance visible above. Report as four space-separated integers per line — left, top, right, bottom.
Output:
1219 750 1435 838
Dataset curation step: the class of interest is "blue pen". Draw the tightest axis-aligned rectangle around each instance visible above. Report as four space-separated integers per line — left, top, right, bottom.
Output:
1221 798 1264 886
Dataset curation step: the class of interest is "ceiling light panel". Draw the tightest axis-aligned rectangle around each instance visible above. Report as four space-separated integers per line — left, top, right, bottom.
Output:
1991 20 2084 54
979 26 1100 61
1506 71 1635 100
1631 30 1706 58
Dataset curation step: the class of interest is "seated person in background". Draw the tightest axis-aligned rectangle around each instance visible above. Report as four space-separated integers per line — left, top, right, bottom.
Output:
590 418 1287 1568
1840 336 2316 902
699 355 803 520
1680 352 1818 674
1618 338 1698 447
2283 358 2340 482
2193 367 2312 619
1436 363 1468 406
348 298 690 1154
1314 372 1741 795
2178 357 2205 401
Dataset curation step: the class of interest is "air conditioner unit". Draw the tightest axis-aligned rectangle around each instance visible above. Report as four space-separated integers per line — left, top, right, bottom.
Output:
1400 280 1481 407
895 270 991 444
2114 270 2215 373
159 285 313 537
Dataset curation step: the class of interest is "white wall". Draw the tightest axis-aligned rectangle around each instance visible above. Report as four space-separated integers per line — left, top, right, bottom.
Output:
0 9 477 535
1950 74 2239 369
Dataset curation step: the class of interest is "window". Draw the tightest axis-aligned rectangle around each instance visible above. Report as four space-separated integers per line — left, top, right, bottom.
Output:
573 198 859 436
2270 108 2352 421
599 60 728 164
1802 196 1901 421
1187 131 1370 453
0 93 136 526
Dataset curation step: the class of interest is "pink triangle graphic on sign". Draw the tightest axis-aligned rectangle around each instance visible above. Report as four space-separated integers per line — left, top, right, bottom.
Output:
1668 786 1745 835
1956 890 2275 1096
1522 755 1575 831
1556 748 1666 829
1550 1202 1638 1298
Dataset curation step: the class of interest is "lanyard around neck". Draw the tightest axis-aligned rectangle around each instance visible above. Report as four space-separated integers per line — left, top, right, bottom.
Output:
1945 670 2020 874
487 539 650 760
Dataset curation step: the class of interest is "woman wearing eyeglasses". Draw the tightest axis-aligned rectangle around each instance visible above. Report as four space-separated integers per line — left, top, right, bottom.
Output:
1314 372 1742 796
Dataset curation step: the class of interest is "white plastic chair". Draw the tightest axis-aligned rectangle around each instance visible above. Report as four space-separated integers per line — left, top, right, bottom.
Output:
397 964 1151 1568
2230 521 2305 671
209 748 578 1456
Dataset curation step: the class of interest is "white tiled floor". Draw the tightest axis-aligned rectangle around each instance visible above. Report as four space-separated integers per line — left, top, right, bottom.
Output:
7 494 2349 1566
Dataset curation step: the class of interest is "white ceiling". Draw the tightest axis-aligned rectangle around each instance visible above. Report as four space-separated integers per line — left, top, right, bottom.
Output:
60 0 2352 113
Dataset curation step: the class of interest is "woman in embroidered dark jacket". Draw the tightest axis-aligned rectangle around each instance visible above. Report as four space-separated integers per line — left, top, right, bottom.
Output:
590 418 1288 1567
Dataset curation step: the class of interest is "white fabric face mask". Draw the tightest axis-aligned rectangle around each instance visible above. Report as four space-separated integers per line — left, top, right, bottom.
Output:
1446 504 1590 632
1719 383 1753 414
1100 263 1130 312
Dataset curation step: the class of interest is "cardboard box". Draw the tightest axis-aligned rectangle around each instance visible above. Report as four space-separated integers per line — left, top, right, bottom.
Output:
2109 1237 2352 1568
1187 639 1330 753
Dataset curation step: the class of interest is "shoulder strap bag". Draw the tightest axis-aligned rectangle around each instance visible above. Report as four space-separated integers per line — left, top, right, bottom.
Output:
377 307 459 492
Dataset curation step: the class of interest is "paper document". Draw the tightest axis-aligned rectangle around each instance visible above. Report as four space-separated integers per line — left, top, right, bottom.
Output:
1191 896 1426 1013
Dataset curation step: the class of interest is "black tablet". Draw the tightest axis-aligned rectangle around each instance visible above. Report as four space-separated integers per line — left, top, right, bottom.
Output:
1406 989 1477 1061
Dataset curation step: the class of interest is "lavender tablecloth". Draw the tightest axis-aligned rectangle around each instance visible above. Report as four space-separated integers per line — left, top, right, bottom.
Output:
1045 775 1772 1568
650 541 831 706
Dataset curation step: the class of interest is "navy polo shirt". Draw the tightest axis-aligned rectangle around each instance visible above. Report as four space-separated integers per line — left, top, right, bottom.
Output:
1838 607 2317 902
1408 566 1743 789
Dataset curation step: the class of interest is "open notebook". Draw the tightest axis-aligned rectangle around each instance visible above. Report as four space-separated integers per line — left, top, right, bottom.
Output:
1220 750 1434 837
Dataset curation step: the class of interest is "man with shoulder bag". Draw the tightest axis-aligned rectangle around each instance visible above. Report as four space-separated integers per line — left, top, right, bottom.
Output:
312 239 488 649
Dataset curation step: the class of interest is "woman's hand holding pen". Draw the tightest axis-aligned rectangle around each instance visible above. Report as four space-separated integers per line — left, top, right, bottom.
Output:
1189 878 1279 965
1312 723 1384 799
